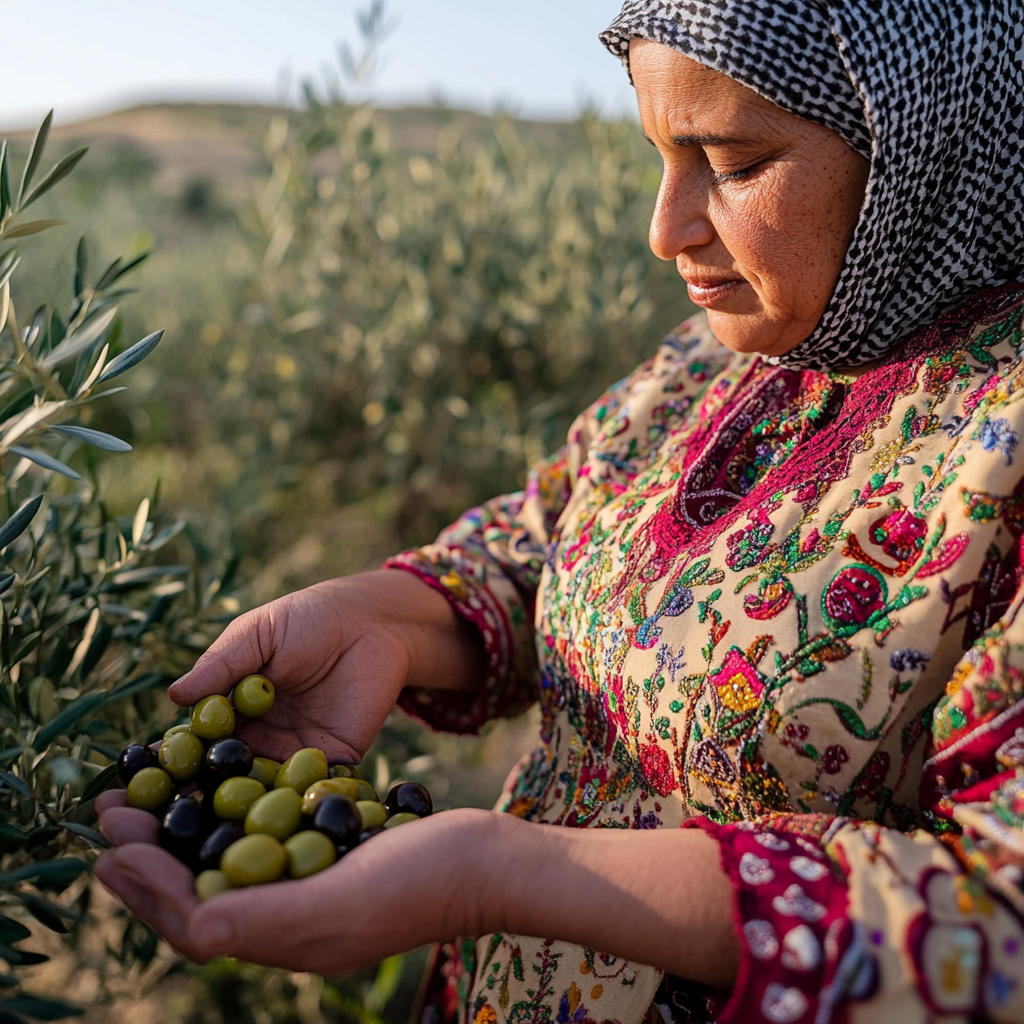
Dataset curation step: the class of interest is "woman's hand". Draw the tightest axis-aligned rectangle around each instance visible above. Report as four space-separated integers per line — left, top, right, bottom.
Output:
95 789 496 973
96 787 738 988
169 569 484 764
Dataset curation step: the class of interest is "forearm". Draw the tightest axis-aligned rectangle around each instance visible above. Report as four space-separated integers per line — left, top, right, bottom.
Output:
476 813 739 989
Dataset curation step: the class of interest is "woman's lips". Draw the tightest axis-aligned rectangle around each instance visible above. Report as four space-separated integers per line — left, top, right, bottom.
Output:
685 278 745 308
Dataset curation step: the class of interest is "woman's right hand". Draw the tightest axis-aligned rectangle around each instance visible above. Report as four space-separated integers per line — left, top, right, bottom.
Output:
167 568 484 765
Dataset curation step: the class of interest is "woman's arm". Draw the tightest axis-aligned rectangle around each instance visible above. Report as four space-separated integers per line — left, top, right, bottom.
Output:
96 801 739 988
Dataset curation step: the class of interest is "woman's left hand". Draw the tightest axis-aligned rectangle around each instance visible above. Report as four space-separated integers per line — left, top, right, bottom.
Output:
94 790 494 973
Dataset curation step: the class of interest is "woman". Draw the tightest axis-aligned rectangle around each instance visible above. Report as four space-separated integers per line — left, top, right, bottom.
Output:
96 2 1024 1022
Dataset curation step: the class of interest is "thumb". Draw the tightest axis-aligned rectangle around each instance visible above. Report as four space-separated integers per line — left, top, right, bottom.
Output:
169 606 271 706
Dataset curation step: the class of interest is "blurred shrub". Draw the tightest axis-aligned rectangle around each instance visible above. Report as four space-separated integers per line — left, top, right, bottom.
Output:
0 115 235 1021
123 89 687 570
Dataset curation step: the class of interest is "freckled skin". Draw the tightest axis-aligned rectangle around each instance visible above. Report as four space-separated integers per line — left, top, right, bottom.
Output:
630 38 870 358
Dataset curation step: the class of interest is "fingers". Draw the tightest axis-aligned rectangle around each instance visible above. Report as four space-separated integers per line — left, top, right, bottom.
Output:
95 845 202 959
95 789 128 814
169 607 269 706
98 806 160 846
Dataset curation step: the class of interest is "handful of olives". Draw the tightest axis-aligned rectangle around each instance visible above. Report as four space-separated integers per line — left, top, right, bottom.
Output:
114 674 433 899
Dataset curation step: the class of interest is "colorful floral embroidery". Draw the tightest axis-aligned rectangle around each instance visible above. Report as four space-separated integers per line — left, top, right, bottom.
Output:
389 285 1024 1024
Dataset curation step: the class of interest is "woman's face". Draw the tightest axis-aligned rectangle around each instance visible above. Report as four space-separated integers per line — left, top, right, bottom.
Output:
630 39 870 359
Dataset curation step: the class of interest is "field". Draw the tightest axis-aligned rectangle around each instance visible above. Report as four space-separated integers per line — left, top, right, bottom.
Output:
0 97 693 1022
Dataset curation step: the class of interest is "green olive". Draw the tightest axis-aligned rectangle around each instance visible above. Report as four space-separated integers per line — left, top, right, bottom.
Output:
274 748 329 793
384 812 420 829
195 869 232 900
233 674 276 718
249 757 282 788
356 800 387 830
164 724 194 739
328 764 352 779
213 777 266 820
302 778 359 815
284 830 336 878
220 833 287 886
244 786 303 840
158 730 205 781
191 695 235 741
354 779 379 802
126 767 173 811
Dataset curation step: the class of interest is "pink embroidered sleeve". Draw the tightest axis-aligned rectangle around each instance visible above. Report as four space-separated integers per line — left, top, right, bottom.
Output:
691 587 1024 1024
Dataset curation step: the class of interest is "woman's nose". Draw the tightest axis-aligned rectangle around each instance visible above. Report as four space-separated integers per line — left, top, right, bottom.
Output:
648 167 715 261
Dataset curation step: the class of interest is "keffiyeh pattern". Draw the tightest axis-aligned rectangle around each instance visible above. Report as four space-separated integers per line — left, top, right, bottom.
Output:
600 1 1024 370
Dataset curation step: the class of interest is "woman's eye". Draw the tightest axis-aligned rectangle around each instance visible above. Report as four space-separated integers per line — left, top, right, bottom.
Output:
712 163 761 184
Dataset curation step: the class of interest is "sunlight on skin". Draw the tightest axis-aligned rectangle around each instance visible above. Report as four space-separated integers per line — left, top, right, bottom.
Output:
631 38 869 358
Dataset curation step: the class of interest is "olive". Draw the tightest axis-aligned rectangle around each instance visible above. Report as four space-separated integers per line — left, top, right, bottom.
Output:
354 780 379 802
249 757 282 788
159 796 206 867
198 822 246 872
328 765 353 779
284 830 336 878
164 723 194 739
384 782 433 818
356 800 387 830
191 695 235 741
126 767 173 812
195 869 232 901
221 833 287 886
203 738 253 785
384 812 420 829
244 786 303 840
311 794 361 849
274 748 328 793
117 743 159 785
159 731 205 782
358 827 385 844
233 674 275 718
213 777 266 820
301 778 359 815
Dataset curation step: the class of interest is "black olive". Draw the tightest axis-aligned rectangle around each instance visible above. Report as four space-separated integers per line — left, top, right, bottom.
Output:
383 782 433 818
358 826 385 844
202 738 253 786
197 822 246 873
159 797 206 869
117 744 159 785
312 794 361 849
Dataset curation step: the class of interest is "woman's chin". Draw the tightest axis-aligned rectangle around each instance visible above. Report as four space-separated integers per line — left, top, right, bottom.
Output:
705 310 808 359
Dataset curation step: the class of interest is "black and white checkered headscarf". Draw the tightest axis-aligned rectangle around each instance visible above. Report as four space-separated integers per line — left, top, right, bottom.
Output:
600 1 1024 370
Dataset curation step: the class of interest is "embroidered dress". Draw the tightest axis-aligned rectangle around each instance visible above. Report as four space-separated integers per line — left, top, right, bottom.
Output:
387 283 1024 1024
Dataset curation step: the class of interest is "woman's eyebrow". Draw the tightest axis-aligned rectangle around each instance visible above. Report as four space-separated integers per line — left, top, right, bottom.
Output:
640 131 755 148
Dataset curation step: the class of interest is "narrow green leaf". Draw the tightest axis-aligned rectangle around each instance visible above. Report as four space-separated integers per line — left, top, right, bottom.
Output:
35 693 104 747
0 944 48 967
104 671 166 703
12 893 78 933
1 997 83 1020
0 771 30 799
0 253 20 292
0 142 10 221
7 447 80 481
0 495 42 551
0 858 89 890
21 147 88 210
59 822 109 850
51 426 130 453
0 916 31 944
73 237 87 298
9 631 40 665
18 110 53 204
95 329 163 384
0 572 15 596
2 220 66 240
79 763 118 803
97 251 148 290
40 306 117 369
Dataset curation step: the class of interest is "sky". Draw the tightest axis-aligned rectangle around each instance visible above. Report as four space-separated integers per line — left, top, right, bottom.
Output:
0 1 639 128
